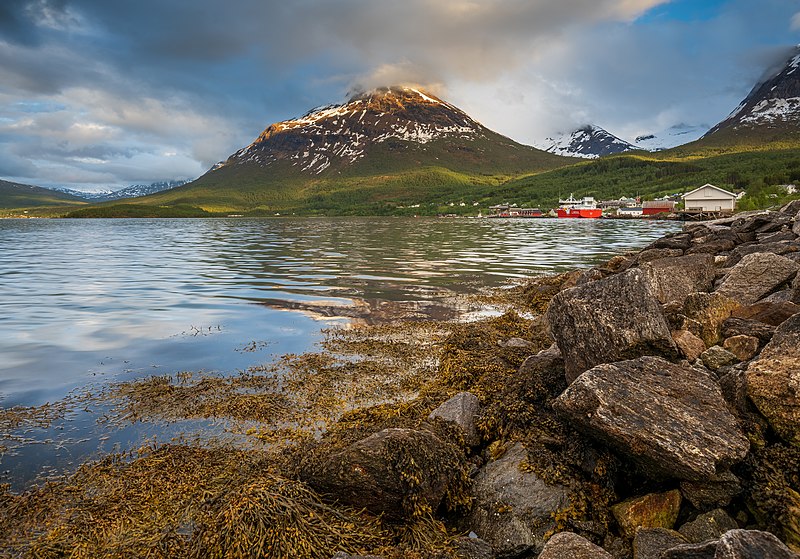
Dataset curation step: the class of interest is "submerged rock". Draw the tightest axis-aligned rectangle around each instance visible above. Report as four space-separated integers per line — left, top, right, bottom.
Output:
746 313 800 446
716 252 799 305
538 531 611 559
554 357 749 481
547 269 678 383
466 443 572 557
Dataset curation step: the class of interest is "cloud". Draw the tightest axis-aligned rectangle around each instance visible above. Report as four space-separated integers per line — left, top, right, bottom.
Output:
793 11 800 30
1 0 799 189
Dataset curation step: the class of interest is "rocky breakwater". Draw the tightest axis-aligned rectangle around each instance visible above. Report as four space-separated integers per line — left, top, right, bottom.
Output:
316 202 800 559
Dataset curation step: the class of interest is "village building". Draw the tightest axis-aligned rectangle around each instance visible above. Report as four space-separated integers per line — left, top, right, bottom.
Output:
682 184 737 213
642 200 675 215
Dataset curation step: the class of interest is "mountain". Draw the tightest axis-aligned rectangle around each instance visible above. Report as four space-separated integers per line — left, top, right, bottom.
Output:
702 46 800 144
50 180 189 202
130 86 572 214
632 123 708 151
536 125 636 158
0 179 87 209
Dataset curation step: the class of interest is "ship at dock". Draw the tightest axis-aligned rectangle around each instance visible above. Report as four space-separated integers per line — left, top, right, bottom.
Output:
556 194 602 218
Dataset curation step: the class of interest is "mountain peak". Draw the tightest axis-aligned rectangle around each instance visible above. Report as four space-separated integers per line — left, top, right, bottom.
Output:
704 45 800 138
536 124 635 158
221 85 487 175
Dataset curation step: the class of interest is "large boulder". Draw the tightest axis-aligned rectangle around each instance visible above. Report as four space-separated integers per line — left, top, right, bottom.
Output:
679 471 742 510
553 357 749 481
640 254 716 305
611 490 682 539
538 532 611 559
466 443 572 557
721 318 775 346
304 428 465 519
724 241 800 268
429 392 481 447
547 269 678 383
716 252 799 305
716 529 800 559
746 313 800 446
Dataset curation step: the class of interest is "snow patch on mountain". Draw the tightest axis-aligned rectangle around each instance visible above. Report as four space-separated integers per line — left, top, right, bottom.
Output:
535 125 635 159
218 86 487 175
632 123 708 150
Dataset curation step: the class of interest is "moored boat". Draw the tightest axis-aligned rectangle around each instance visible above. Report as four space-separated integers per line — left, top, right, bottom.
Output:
556 194 602 218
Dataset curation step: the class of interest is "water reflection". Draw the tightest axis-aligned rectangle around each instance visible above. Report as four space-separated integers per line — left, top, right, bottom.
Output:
0 217 680 487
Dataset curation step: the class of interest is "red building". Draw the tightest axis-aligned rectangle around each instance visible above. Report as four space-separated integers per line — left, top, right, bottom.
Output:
642 200 676 215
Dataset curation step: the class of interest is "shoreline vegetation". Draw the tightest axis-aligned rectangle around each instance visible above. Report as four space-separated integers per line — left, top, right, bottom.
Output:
2 204 800 558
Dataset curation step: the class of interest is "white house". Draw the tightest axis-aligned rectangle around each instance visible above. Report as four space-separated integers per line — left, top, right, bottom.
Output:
682 184 737 212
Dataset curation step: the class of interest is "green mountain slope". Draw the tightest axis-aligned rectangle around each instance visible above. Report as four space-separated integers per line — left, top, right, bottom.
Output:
71 87 574 215
0 179 87 210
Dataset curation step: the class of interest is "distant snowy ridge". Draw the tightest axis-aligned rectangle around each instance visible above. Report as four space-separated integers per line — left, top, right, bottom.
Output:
48 180 188 202
632 123 708 150
535 125 636 158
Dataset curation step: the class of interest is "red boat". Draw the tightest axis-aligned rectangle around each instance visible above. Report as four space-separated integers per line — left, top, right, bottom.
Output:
556 194 602 218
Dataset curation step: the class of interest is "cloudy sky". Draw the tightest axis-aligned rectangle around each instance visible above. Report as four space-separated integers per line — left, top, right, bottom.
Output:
1 0 799 191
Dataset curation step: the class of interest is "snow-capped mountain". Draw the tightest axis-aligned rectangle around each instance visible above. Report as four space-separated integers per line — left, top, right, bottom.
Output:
535 125 636 158
49 180 188 202
209 85 563 177
632 123 708 151
704 46 800 138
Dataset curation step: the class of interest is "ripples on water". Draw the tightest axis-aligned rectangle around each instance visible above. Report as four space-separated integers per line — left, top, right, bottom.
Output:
0 217 680 486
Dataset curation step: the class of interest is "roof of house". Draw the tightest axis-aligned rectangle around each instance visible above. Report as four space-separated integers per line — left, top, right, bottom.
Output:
682 183 737 199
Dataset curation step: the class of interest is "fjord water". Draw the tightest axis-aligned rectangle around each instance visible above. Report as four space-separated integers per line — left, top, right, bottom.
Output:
0 217 680 486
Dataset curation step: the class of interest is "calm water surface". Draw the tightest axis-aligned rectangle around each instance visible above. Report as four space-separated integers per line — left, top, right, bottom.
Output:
0 217 680 487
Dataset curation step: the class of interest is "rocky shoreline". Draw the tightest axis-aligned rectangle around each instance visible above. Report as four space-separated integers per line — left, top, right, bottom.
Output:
2 203 800 558
310 201 800 558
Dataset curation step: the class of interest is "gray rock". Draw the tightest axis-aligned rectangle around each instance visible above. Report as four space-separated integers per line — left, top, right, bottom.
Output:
757 230 797 244
467 443 572 557
684 292 741 347
647 233 692 252
429 392 481 447
699 345 739 371
686 239 736 256
780 200 800 214
678 509 738 544
795 211 800 236
716 252 799 305
538 532 612 559
633 528 688 559
547 269 678 383
724 241 800 268
731 211 793 235
640 254 716 305
680 471 742 510
661 540 718 559
636 248 685 264
553 357 749 481
716 529 800 559
304 428 464 519
454 536 495 559
501 337 533 348
747 313 800 446
760 289 794 303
